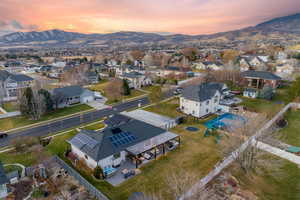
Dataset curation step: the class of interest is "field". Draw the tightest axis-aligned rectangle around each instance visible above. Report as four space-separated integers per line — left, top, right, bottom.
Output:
276 110 300 146
230 153 300 200
0 104 93 131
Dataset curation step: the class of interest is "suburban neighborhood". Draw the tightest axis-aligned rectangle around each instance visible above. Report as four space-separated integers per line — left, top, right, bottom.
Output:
0 2 300 200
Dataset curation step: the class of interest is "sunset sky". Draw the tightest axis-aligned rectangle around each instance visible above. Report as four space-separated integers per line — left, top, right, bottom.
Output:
0 0 300 36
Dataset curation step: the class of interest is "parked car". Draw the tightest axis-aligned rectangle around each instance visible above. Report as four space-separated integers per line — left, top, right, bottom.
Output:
0 133 8 139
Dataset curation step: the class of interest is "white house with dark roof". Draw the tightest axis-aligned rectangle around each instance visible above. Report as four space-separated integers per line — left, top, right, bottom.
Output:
52 85 95 108
68 114 180 173
120 71 152 89
0 70 35 101
180 82 230 118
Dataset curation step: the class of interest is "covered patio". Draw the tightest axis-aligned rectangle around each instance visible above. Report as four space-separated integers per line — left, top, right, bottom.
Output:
106 132 180 185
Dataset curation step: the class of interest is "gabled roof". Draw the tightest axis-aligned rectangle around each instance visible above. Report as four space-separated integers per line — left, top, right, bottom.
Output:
182 82 226 102
53 85 87 98
69 114 170 161
123 71 143 78
9 74 34 82
0 70 10 81
241 70 282 80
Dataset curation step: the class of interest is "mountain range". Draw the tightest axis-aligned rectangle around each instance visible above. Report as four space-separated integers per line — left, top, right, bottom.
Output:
1 13 300 47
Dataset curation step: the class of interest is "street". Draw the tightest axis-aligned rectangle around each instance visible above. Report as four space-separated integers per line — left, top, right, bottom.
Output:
0 97 149 148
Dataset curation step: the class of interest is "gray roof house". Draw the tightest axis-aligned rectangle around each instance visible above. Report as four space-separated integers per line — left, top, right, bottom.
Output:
180 82 230 118
68 114 180 184
0 70 35 101
241 70 282 89
120 71 152 89
52 85 95 108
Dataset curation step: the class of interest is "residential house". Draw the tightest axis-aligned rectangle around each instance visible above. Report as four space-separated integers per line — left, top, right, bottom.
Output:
239 56 268 71
52 85 95 108
275 63 295 80
180 82 230 118
157 66 190 77
115 64 145 77
120 71 152 89
85 71 99 84
241 70 282 89
0 70 35 101
68 114 180 171
193 61 224 71
243 88 259 98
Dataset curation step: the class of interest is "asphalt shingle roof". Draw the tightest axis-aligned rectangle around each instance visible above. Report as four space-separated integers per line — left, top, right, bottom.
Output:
242 70 282 80
0 70 33 82
182 82 225 102
53 85 85 98
69 114 168 161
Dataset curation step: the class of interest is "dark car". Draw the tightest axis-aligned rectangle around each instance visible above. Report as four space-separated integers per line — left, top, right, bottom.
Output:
0 133 8 139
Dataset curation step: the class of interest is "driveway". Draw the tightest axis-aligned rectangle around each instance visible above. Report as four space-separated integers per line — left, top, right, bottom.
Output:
86 99 108 110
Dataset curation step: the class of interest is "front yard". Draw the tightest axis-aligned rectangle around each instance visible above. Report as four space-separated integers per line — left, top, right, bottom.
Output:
2 102 19 112
0 104 93 131
144 98 182 118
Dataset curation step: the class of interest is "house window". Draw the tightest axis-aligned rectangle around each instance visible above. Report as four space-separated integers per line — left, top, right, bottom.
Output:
206 109 209 113
181 106 184 110
192 111 195 114
84 155 89 160
206 100 209 105
214 97 218 103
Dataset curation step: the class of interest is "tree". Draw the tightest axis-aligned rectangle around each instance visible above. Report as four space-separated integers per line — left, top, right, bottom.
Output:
149 86 162 103
104 78 123 102
93 166 104 179
0 83 5 106
125 59 133 65
52 91 65 110
221 50 240 64
181 47 199 62
38 89 53 112
220 113 267 173
122 79 131 96
130 50 145 61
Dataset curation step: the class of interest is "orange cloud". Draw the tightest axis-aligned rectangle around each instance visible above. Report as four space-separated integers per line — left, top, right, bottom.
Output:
0 0 299 35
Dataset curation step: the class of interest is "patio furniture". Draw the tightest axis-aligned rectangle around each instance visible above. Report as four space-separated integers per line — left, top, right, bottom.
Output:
143 153 152 160
122 168 135 179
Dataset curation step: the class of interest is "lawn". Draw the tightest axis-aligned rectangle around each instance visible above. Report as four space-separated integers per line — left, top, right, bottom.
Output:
83 122 105 131
231 153 300 200
2 102 19 112
89 81 146 105
144 98 182 118
276 110 300 147
0 104 93 131
239 97 284 118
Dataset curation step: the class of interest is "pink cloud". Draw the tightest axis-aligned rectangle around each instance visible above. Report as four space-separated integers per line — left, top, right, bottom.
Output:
0 0 299 35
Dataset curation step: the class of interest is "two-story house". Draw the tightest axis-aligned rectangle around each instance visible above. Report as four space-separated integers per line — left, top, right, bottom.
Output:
180 82 229 118
0 70 35 101
120 72 152 89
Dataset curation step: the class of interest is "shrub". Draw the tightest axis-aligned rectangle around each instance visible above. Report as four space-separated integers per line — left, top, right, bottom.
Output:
93 166 104 179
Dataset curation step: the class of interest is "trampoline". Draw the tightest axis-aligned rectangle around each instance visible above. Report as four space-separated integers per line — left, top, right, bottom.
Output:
185 127 199 132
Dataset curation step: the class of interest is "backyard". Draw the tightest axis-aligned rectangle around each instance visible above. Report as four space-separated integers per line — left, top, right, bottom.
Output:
144 98 182 118
229 153 300 200
276 110 300 147
0 104 93 131
88 82 146 105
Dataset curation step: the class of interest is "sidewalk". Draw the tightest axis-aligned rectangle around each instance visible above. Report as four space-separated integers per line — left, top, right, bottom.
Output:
256 141 300 165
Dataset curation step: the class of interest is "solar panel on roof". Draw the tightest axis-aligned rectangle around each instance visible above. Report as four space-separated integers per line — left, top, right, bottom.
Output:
109 131 137 148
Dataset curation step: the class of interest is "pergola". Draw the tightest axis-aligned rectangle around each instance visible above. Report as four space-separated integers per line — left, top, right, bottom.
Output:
126 132 180 168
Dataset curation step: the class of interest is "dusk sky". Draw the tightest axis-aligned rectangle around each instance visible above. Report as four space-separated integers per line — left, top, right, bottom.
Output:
0 0 300 36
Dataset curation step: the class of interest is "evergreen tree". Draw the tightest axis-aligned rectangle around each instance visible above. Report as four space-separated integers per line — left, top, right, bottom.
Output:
122 79 131 96
38 89 54 112
93 166 104 179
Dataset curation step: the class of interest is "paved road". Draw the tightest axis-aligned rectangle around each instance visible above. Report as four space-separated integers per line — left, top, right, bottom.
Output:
0 97 149 148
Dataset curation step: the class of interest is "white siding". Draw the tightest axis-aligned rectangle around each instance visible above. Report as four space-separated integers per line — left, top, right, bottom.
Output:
71 145 98 168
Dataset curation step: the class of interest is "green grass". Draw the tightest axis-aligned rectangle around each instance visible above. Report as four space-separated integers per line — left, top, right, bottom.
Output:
277 110 300 146
239 97 284 118
232 153 300 200
4 165 23 173
105 90 146 105
83 122 105 131
0 104 93 131
144 98 182 118
2 102 19 112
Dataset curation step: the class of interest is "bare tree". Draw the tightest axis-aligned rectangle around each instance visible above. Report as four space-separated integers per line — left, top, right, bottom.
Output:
52 91 66 110
104 78 123 102
0 83 5 106
220 113 268 173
